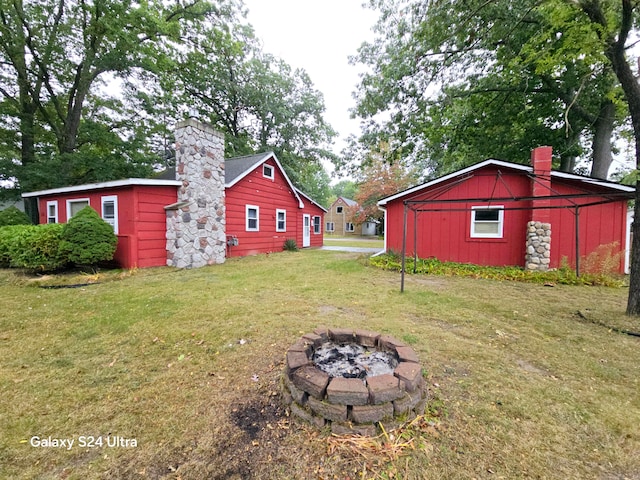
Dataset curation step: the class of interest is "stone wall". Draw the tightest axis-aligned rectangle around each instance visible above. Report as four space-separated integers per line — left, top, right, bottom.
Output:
282 328 428 436
525 221 551 271
166 119 226 268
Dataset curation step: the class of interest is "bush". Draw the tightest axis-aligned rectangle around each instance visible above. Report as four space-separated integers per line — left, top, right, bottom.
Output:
0 206 31 226
283 238 298 251
0 225 22 267
59 206 117 266
4 223 67 272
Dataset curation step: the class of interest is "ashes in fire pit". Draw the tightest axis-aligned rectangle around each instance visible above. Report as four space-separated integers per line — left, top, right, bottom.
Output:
312 342 398 379
282 328 428 436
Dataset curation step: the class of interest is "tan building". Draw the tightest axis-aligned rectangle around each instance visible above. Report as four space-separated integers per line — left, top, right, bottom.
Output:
325 197 377 236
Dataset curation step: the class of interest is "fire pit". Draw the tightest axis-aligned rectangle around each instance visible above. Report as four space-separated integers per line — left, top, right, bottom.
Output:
282 328 428 436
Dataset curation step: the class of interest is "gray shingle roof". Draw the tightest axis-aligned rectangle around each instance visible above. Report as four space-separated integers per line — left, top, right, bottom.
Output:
224 152 272 185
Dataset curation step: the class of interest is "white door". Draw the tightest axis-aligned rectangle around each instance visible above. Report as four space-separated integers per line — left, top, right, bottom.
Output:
302 214 311 247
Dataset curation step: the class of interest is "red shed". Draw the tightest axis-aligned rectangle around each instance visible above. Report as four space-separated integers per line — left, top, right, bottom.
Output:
22 119 325 269
378 147 634 274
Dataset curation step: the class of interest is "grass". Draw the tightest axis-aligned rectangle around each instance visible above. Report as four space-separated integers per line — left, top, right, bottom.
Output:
323 235 384 249
1 249 639 479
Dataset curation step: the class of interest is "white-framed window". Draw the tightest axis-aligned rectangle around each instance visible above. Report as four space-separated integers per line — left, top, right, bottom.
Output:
326 222 334 232
66 198 90 220
276 209 286 232
336 206 343 214
246 205 259 231
470 206 504 238
345 222 355 232
46 201 58 224
263 164 274 180
101 195 118 234
313 216 321 234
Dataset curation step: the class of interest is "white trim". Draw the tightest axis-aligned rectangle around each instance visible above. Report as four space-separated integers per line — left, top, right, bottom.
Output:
470 205 504 238
302 214 311 247
66 198 90 219
101 195 119 234
276 208 286 232
626 208 633 274
22 178 181 198
263 163 274 180
246 204 259 231
225 152 305 208
46 201 58 224
295 187 328 212
313 215 321 234
377 158 635 207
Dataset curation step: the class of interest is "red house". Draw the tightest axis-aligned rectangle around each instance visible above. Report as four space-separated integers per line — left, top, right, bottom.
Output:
377 147 634 274
22 119 325 269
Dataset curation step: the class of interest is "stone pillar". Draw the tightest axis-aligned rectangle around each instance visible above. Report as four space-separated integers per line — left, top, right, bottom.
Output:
526 147 553 271
166 118 226 268
525 221 551 271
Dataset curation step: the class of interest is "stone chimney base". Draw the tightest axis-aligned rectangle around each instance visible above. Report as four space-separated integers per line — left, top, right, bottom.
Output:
525 221 551 271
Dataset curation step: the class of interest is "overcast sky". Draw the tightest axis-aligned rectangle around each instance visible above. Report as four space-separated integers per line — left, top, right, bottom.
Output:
243 0 379 164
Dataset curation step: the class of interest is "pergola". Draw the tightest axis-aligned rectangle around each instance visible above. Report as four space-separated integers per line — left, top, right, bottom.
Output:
396 170 634 292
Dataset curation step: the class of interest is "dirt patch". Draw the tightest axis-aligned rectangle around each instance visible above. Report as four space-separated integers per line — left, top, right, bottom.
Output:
230 399 285 440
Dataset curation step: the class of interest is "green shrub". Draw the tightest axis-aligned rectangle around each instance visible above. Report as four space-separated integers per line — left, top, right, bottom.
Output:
0 206 31 226
6 223 67 272
0 225 22 267
369 253 624 287
59 206 117 266
283 238 298 251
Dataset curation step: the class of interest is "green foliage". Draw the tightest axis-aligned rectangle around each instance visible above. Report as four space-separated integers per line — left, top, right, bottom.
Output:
59 207 118 266
0 207 32 226
283 238 299 251
351 0 630 178
369 253 624 287
0 224 67 272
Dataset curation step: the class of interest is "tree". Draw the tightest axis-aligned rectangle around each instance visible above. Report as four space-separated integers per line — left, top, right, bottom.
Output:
0 0 227 195
352 0 629 179
348 151 418 227
331 180 358 202
161 18 337 187
565 0 640 315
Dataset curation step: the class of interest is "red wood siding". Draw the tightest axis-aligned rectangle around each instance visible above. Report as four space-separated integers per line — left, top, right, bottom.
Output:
385 165 629 272
225 159 323 256
35 185 177 269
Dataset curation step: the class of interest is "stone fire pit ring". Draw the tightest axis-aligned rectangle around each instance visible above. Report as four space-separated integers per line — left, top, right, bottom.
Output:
282 327 428 436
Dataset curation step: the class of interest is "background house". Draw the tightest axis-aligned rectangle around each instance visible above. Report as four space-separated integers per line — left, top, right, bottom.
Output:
325 196 377 236
23 119 325 269
378 147 634 274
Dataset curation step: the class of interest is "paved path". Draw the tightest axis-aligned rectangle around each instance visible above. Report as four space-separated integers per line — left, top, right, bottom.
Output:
320 246 383 254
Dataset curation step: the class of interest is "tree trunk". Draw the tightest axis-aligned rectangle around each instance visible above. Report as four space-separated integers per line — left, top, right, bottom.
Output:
590 99 615 179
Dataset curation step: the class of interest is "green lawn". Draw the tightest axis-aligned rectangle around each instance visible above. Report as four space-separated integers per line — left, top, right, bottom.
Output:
1 249 639 479
323 235 384 249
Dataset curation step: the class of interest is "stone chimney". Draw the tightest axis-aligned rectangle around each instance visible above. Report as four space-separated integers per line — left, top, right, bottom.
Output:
525 146 552 271
166 118 226 268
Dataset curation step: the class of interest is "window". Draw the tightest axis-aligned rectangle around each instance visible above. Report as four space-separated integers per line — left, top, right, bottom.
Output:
471 206 504 238
263 164 274 179
326 222 334 232
313 216 321 234
276 209 286 232
101 196 118 234
246 205 259 231
66 198 90 219
345 222 355 232
336 206 343 214
46 201 58 224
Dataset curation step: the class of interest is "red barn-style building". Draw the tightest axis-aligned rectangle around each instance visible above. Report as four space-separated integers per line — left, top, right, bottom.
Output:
378 147 634 274
22 119 325 269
